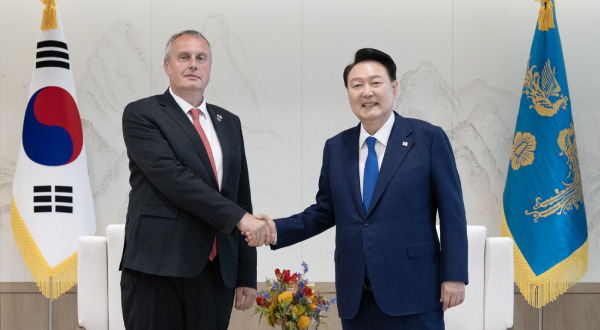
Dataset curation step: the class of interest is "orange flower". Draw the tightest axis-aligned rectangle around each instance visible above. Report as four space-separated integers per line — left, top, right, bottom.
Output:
297 315 310 329
278 291 293 304
294 304 305 316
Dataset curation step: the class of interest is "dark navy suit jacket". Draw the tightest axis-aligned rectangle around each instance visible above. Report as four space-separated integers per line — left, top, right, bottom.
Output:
273 112 468 319
119 90 256 289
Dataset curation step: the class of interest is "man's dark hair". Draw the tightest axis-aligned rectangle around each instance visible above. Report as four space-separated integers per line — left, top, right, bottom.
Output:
343 48 397 87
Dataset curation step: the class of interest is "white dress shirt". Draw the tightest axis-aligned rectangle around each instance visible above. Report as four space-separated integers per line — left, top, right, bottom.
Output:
274 113 396 245
358 113 395 198
169 87 223 189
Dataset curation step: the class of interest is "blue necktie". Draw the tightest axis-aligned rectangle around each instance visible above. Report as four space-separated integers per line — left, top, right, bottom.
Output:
363 137 379 212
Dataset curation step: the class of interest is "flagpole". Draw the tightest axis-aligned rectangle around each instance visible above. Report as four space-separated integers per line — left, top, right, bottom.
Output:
49 278 53 330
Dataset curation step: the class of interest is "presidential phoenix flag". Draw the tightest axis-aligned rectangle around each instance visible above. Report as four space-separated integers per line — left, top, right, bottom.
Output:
11 0 96 299
502 0 588 308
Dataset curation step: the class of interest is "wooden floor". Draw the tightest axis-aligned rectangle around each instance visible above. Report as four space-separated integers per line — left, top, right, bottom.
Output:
513 283 600 330
1 282 600 329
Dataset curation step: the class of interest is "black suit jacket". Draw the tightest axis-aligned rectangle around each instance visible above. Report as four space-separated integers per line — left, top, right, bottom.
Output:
119 90 256 289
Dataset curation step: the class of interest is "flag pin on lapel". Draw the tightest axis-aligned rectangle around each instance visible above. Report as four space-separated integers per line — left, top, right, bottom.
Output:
216 114 222 122
402 142 408 147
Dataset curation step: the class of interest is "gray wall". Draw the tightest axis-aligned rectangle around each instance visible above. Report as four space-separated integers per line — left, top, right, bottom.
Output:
1 0 599 283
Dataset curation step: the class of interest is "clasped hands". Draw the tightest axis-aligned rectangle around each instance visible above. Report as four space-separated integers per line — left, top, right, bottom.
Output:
236 213 275 246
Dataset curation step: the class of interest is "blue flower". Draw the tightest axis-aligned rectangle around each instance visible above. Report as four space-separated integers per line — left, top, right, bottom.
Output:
301 261 309 274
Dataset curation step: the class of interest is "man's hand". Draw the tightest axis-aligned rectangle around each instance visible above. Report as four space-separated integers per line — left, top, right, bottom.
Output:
255 214 276 244
234 286 257 311
237 213 270 246
440 281 465 311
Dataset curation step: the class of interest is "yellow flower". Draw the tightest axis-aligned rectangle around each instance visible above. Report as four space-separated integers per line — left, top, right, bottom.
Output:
511 131 536 170
278 291 293 304
270 293 279 303
309 304 317 311
294 304 305 316
266 313 276 326
297 315 310 329
269 303 276 312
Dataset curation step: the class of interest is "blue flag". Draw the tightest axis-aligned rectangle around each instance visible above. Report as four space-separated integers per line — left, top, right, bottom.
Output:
502 0 588 308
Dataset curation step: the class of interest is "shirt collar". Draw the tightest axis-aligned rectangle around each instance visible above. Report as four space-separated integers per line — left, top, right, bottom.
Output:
169 87 208 116
359 112 395 147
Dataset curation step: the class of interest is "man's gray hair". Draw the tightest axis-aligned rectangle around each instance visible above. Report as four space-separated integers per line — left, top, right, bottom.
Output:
164 30 211 62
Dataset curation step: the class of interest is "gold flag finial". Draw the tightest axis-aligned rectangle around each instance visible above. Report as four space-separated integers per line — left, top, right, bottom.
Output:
41 0 57 31
537 0 555 31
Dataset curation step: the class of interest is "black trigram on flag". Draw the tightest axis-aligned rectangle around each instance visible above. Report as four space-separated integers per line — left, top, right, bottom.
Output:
33 185 73 213
36 40 70 70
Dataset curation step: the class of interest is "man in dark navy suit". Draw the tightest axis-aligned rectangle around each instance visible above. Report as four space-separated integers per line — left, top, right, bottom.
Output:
119 30 271 330
256 48 468 329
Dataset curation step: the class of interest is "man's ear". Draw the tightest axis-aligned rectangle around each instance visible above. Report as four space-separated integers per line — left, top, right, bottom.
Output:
164 60 170 75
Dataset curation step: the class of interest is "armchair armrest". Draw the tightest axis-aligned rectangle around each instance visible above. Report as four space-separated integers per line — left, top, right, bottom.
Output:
77 236 109 330
484 237 514 330
106 224 126 330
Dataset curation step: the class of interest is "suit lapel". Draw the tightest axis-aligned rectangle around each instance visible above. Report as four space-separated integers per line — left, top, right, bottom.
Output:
367 113 414 215
343 124 367 218
157 91 219 188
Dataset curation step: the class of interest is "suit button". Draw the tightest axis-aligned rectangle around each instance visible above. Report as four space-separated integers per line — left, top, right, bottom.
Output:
364 221 369 227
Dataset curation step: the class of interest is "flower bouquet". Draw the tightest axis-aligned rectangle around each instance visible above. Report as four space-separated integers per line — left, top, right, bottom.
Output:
254 262 336 330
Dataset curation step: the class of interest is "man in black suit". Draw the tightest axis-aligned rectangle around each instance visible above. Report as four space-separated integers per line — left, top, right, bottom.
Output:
119 30 270 330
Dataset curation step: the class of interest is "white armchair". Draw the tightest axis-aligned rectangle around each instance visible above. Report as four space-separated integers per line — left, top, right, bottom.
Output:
78 224 125 330
77 224 513 330
441 225 514 330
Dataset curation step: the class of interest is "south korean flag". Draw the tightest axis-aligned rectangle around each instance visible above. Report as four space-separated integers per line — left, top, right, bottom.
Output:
11 1 96 300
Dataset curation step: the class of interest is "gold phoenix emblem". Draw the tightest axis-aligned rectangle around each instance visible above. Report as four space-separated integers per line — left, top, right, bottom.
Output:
511 132 536 171
525 124 584 222
523 58 569 117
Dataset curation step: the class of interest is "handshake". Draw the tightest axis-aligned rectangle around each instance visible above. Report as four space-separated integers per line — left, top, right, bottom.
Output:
236 213 276 247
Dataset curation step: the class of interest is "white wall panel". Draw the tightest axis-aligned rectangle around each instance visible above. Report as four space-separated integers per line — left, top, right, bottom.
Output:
1 0 598 284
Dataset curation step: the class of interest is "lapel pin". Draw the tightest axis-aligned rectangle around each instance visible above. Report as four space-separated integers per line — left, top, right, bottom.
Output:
216 114 222 122
402 142 408 147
